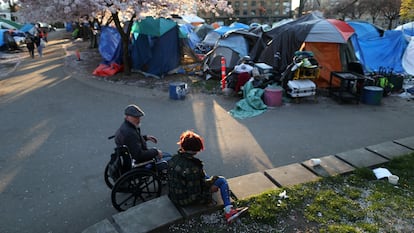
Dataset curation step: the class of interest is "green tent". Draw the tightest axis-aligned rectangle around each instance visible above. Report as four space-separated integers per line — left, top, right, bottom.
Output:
0 18 22 29
131 16 177 37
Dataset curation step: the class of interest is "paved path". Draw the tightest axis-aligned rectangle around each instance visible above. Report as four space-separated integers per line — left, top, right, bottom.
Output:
1 32 414 233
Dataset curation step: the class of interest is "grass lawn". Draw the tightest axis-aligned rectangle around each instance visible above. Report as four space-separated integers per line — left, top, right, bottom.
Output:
168 153 414 233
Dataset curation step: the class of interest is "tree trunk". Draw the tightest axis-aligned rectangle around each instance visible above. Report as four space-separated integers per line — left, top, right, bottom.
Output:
111 12 134 76
122 36 131 76
388 20 393 30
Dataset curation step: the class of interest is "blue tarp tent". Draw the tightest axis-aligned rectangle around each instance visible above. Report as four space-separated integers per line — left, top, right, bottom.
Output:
353 29 408 73
347 21 385 71
92 26 123 76
130 17 181 76
99 26 122 65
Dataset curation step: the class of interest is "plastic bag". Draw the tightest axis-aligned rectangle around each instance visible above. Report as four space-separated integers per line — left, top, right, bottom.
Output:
40 39 46 48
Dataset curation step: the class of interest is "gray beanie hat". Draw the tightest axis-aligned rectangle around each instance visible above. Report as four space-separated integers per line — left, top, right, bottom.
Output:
124 104 145 117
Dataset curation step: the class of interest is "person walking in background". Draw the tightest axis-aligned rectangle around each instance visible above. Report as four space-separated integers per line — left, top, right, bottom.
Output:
167 130 248 223
25 33 35 58
33 33 44 58
33 23 45 57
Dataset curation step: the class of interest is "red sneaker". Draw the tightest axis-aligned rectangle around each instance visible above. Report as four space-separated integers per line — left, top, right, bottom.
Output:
225 207 249 224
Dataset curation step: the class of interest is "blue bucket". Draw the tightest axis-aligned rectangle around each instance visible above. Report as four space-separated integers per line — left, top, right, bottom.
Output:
362 86 383 105
169 82 187 100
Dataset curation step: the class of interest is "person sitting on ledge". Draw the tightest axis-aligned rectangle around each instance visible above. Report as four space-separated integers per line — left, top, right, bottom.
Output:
167 130 247 223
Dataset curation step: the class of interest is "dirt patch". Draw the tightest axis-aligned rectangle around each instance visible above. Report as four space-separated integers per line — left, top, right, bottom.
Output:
62 37 222 95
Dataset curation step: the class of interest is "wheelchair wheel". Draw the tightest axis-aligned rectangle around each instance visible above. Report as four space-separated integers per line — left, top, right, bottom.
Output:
104 163 116 189
111 168 161 211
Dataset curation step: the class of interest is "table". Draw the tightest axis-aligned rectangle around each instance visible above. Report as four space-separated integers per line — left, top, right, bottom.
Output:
329 71 366 104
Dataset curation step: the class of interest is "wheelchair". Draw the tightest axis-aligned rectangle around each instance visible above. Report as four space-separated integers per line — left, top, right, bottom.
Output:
104 145 168 211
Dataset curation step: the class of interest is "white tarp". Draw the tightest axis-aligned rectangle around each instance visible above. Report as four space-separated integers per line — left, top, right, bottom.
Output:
182 15 205 24
403 37 414 75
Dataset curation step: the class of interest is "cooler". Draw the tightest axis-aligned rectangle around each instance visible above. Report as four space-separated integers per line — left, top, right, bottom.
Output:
254 63 273 74
287 79 316 98
169 82 188 100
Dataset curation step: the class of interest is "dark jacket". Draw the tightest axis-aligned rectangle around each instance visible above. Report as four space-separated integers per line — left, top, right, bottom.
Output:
114 120 158 163
25 36 35 50
167 151 212 206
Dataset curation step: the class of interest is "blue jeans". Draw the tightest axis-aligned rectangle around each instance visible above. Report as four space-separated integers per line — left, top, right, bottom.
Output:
207 175 231 207
152 152 172 171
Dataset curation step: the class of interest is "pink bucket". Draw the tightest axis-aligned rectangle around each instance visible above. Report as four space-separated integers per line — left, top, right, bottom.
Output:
264 87 283 107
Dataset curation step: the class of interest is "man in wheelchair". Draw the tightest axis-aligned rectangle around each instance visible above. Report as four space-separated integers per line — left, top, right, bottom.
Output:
114 104 163 163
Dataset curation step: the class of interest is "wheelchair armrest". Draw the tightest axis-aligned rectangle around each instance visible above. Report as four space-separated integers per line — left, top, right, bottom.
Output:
133 159 156 168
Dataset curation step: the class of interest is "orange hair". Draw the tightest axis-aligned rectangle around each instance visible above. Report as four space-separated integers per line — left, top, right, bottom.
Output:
177 130 204 152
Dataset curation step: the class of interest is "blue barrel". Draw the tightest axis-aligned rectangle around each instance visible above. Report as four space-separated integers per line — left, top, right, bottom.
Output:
169 82 187 100
362 86 383 105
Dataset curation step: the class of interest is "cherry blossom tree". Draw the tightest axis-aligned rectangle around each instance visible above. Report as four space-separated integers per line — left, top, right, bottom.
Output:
10 0 233 75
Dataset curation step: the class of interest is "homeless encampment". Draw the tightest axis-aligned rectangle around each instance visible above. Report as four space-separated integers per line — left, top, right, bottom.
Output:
250 11 359 87
93 17 182 77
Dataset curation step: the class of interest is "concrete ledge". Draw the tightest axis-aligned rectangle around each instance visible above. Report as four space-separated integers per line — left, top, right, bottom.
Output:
366 141 413 160
302 155 355 177
81 219 119 233
394 136 414 150
228 172 279 199
264 163 320 187
336 148 388 168
178 192 224 218
113 196 182 233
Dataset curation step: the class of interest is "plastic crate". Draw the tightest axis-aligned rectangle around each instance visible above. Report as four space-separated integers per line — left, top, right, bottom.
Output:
293 67 319 80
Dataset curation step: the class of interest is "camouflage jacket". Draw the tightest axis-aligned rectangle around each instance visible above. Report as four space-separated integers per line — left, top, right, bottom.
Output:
167 151 211 206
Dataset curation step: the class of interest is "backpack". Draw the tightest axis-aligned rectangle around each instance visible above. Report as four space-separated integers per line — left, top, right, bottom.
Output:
107 146 132 181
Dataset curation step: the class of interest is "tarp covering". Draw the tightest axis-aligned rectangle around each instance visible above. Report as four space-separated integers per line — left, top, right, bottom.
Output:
93 26 123 76
402 37 414 75
347 21 384 40
20 23 35 34
250 12 321 73
179 24 200 49
229 80 267 119
395 22 414 36
98 26 122 65
357 30 407 74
